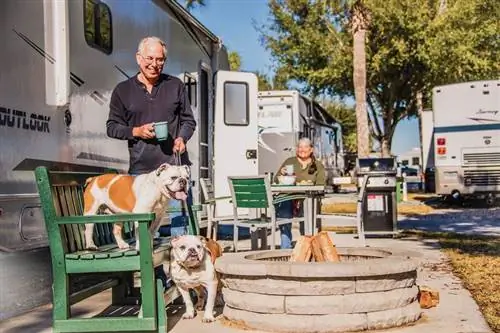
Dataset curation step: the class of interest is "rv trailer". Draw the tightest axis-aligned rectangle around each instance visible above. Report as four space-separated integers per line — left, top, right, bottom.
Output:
257 90 346 191
421 109 436 193
431 80 500 203
0 0 259 253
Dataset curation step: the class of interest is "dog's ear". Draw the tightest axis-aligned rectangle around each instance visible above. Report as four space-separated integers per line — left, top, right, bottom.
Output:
198 235 207 247
156 163 169 176
202 238 222 264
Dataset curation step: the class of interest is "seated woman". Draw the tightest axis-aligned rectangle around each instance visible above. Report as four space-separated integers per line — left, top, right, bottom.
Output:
273 137 325 249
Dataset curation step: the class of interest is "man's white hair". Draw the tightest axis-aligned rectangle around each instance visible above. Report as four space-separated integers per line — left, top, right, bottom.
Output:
137 36 167 58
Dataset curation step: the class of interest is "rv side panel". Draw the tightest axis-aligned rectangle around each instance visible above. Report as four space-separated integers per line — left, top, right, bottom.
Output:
432 80 500 197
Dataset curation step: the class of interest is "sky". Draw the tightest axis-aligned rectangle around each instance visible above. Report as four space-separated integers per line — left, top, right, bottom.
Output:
189 0 420 156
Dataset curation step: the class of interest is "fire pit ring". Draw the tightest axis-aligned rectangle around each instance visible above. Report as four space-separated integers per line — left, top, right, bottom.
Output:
215 247 422 333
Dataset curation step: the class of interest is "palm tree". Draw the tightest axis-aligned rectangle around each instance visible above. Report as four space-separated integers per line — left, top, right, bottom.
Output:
347 0 371 158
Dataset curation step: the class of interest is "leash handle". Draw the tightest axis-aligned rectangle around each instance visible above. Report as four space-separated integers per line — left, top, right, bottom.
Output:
174 151 181 166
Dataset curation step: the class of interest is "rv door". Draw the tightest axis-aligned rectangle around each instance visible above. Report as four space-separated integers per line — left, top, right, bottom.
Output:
213 71 258 216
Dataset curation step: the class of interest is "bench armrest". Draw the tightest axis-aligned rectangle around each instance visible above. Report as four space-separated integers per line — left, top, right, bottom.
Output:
55 213 156 225
205 196 232 204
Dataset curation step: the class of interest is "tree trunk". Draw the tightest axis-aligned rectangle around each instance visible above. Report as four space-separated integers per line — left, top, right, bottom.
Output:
381 137 391 157
417 91 424 168
381 113 395 157
352 21 370 158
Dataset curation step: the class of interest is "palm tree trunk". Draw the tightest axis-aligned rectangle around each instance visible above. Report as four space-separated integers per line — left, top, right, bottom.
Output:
353 25 370 158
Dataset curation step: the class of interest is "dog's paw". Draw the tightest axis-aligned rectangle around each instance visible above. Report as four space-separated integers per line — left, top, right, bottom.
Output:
85 244 98 251
202 313 216 323
117 242 131 250
182 310 196 319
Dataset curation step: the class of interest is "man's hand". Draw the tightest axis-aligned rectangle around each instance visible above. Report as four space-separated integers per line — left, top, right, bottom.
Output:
173 137 186 154
132 123 155 139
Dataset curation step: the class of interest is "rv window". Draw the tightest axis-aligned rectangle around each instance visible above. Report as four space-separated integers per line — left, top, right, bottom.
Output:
184 74 197 107
224 82 249 126
84 0 113 55
412 157 420 166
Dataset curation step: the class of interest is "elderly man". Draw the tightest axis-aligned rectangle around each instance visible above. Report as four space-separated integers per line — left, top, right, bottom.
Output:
106 36 197 288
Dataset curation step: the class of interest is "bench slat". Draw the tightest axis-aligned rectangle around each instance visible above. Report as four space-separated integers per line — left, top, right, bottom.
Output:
55 213 155 224
66 255 141 273
64 186 85 251
54 317 156 332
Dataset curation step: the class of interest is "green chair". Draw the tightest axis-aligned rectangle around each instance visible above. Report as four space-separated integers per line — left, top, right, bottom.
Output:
200 177 244 240
227 176 304 252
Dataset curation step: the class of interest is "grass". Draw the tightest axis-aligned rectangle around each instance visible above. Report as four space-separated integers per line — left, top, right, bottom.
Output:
321 201 435 215
403 230 500 333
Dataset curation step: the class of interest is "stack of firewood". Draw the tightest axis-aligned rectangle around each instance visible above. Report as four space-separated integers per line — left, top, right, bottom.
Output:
289 231 341 262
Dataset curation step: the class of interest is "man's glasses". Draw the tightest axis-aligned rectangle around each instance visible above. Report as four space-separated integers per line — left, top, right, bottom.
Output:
140 54 166 65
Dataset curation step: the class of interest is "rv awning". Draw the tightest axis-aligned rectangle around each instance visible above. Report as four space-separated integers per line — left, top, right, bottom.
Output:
162 0 221 57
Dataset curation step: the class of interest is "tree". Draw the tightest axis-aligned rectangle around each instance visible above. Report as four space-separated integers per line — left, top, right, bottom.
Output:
347 0 371 157
256 71 273 90
184 0 205 11
260 0 499 156
228 51 242 71
324 100 358 153
255 69 291 90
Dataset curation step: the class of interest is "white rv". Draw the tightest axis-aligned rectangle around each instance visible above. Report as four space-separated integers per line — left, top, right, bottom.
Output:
0 0 259 253
430 80 500 202
257 90 346 191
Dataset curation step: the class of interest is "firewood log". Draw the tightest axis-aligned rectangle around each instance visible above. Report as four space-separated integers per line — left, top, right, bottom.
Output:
290 236 312 262
418 285 440 308
316 231 340 262
311 236 325 262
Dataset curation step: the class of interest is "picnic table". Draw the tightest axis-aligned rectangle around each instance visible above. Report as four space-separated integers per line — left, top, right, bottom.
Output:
271 185 325 235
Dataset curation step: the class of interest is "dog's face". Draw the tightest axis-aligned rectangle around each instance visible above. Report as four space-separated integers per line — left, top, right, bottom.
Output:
171 235 206 268
155 163 190 200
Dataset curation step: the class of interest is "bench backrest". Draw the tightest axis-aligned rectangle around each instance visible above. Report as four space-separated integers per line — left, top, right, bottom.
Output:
35 166 126 254
228 176 273 209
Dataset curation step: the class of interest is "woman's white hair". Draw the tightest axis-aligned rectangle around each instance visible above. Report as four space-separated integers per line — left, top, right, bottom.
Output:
137 36 167 58
297 137 313 147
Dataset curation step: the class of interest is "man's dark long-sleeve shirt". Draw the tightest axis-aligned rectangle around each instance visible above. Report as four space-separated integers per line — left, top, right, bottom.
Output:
106 73 196 174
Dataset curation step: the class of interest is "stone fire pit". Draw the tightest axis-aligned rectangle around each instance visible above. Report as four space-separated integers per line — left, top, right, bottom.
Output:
215 248 422 333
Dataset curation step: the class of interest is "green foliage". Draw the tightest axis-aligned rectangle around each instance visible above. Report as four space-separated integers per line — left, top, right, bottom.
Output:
184 0 206 11
256 71 273 90
260 0 499 152
255 69 290 90
228 51 242 71
324 100 357 152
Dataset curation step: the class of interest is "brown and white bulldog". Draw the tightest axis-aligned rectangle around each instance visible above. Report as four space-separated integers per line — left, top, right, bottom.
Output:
83 163 190 251
168 235 223 323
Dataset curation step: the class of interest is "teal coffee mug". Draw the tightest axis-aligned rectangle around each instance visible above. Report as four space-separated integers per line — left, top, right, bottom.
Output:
153 121 168 141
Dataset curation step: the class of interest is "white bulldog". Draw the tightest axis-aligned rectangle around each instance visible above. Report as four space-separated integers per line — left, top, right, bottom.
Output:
168 235 223 323
83 163 190 251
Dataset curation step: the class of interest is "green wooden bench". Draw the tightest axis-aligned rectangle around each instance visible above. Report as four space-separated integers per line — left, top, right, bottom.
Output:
34 166 200 333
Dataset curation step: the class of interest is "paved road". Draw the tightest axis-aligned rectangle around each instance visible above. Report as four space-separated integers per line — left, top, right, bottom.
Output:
398 208 500 236
0 248 53 320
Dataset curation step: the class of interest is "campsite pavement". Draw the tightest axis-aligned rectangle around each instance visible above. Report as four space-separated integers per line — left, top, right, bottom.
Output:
0 227 494 333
